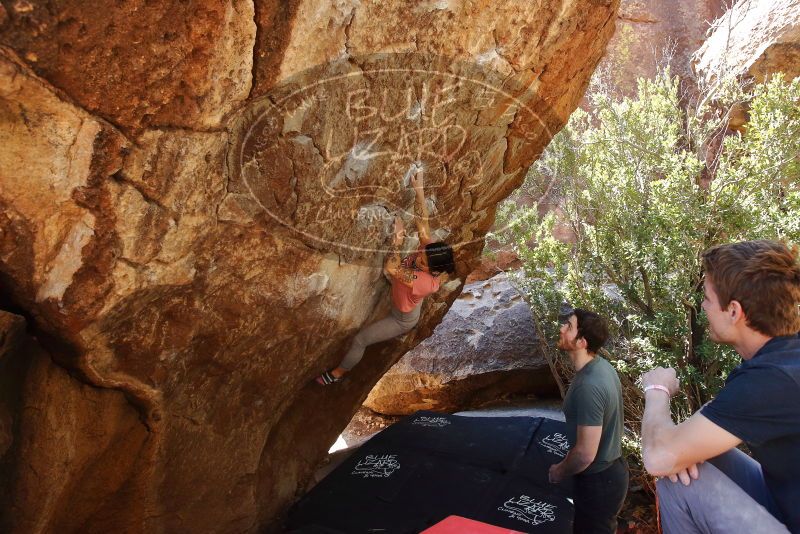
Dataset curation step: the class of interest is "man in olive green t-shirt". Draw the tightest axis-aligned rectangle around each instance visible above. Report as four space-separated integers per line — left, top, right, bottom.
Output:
548 308 628 534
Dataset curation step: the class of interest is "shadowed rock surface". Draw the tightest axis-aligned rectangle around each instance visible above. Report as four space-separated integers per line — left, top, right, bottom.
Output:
0 1 619 531
365 273 559 415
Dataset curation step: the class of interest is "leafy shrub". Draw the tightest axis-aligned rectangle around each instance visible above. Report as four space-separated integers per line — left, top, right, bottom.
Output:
496 70 799 453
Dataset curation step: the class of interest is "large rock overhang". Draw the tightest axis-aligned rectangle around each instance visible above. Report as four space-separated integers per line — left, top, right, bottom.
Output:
0 1 619 531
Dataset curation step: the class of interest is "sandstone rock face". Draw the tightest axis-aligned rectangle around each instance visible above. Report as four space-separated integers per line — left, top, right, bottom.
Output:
0 1 619 531
694 0 800 85
0 311 25 459
0 1 256 132
595 0 727 96
0 310 150 534
365 274 559 415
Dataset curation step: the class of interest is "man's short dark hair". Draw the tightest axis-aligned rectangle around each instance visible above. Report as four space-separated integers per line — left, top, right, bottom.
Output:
573 308 609 354
703 240 800 337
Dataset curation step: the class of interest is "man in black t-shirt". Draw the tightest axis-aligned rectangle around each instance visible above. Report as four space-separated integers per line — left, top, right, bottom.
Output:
640 240 800 534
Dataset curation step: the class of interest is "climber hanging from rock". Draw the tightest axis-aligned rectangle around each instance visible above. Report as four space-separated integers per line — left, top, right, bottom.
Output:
316 165 456 385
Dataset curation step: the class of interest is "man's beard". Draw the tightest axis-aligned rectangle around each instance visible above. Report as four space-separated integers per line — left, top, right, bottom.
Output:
557 337 575 351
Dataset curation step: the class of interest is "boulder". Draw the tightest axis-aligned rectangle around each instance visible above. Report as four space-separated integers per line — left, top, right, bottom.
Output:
693 0 800 86
0 311 151 534
365 273 559 415
0 311 25 459
465 249 523 284
0 1 619 531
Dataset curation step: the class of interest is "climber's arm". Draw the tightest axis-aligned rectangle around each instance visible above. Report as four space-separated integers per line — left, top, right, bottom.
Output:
384 217 415 288
410 169 432 245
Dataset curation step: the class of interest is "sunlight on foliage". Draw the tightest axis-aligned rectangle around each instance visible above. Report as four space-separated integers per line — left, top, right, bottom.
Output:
496 71 800 430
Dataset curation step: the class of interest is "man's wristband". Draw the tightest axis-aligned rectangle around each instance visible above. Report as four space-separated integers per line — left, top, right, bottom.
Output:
643 384 671 396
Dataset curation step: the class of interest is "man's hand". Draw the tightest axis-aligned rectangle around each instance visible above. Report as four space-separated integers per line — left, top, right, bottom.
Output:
666 462 703 486
410 168 424 191
642 366 680 396
548 463 564 484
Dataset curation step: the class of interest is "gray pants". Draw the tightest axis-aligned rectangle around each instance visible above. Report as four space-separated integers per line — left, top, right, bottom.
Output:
339 306 421 371
657 448 790 534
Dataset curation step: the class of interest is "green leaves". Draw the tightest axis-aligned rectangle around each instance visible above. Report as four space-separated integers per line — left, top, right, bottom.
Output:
497 70 800 416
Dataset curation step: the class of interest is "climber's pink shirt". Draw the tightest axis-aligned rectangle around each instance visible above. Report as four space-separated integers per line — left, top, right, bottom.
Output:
391 249 440 312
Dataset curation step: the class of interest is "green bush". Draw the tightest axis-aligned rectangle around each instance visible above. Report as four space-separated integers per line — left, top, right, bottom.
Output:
496 71 800 428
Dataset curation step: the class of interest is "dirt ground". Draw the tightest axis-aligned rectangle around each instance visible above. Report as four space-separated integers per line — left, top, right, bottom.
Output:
340 406 402 446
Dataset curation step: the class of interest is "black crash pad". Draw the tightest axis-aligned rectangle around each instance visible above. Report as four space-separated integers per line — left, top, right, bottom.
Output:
515 418 575 496
479 476 574 532
288 411 574 533
365 411 541 471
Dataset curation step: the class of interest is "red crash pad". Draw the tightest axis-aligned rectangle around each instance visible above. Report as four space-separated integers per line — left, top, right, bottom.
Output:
421 515 525 534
